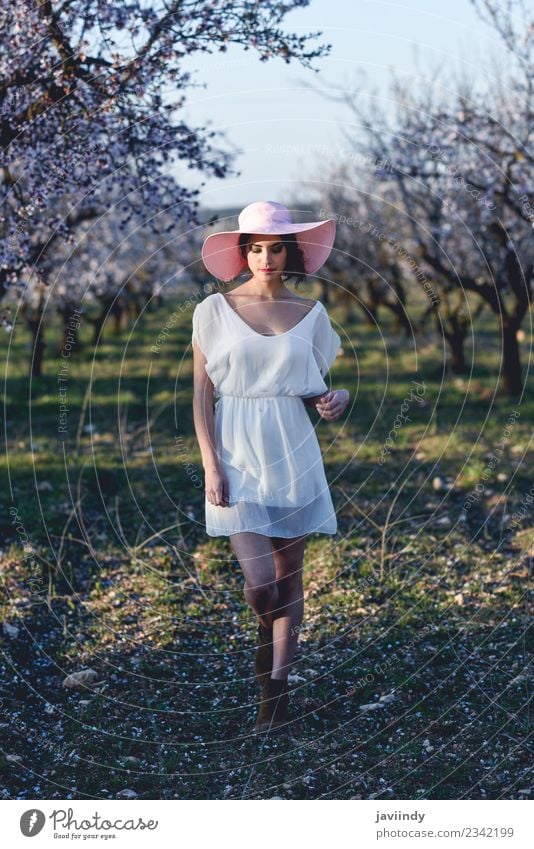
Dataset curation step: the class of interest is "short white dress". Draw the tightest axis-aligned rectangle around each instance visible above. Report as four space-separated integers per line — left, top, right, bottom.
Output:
192 292 342 538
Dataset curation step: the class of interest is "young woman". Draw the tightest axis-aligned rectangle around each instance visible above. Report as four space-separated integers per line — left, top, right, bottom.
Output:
191 200 349 735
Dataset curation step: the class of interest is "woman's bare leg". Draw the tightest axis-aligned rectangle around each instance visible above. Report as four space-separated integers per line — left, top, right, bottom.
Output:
228 532 279 628
229 531 308 680
269 534 308 679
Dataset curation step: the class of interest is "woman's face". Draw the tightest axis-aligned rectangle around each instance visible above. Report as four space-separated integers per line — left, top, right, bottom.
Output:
245 234 287 279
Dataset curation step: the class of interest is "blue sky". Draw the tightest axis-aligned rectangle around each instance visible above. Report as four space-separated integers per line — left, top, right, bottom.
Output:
177 0 515 211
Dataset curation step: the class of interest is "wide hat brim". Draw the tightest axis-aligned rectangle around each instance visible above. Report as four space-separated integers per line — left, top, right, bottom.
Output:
201 217 336 282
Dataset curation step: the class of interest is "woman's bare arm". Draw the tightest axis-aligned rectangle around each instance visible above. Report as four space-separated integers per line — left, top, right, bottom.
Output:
192 339 229 506
192 338 219 471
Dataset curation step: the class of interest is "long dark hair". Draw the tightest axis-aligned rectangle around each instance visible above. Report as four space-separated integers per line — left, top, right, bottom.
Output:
237 233 307 288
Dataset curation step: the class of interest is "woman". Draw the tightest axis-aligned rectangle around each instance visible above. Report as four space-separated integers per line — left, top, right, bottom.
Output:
191 200 349 735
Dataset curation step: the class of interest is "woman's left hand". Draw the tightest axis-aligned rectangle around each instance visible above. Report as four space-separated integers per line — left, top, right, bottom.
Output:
315 389 350 421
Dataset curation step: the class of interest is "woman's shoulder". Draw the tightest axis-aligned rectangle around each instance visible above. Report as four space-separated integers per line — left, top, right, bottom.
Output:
292 295 327 308
193 292 220 313
284 295 328 319
294 296 317 308
303 297 328 315
284 295 326 315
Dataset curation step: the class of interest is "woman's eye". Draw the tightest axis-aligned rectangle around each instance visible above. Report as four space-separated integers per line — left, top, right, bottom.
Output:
251 246 284 253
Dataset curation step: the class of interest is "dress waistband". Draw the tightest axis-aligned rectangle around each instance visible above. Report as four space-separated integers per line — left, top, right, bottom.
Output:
216 393 302 399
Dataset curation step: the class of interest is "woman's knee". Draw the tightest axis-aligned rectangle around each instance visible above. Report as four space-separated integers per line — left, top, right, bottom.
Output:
276 568 303 598
244 580 278 610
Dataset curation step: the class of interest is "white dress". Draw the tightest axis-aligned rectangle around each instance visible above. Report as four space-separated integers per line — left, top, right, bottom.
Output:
192 292 342 538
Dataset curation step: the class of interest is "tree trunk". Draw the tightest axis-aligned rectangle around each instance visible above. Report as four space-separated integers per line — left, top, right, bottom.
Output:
362 304 377 325
447 331 467 374
61 310 81 353
437 311 467 375
318 280 330 304
384 301 412 338
111 303 124 333
130 299 142 320
501 322 523 396
27 315 46 377
91 314 107 345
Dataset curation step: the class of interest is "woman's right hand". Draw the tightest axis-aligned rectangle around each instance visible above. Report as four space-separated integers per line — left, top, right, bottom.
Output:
205 466 230 507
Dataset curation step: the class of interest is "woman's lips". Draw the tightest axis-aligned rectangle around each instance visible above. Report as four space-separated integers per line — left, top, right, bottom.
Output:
260 268 273 272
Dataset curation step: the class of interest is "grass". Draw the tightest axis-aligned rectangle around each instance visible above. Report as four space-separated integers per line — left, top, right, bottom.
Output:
0 288 532 800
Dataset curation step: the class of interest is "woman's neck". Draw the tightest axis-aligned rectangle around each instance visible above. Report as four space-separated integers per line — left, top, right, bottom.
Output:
243 275 291 299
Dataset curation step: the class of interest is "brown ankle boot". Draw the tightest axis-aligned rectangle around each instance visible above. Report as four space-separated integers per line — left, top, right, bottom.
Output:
254 676 291 734
253 623 273 686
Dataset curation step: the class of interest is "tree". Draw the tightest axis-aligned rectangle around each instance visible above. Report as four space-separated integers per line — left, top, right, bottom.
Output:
302 162 417 335
52 201 187 349
308 1 533 395
1 1 330 296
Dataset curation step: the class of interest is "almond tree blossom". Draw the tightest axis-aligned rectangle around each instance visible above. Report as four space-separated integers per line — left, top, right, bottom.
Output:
3 194 197 374
307 161 416 336
1 1 330 295
316 0 532 395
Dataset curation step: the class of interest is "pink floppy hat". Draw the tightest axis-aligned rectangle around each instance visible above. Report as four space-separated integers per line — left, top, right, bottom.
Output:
201 200 336 282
